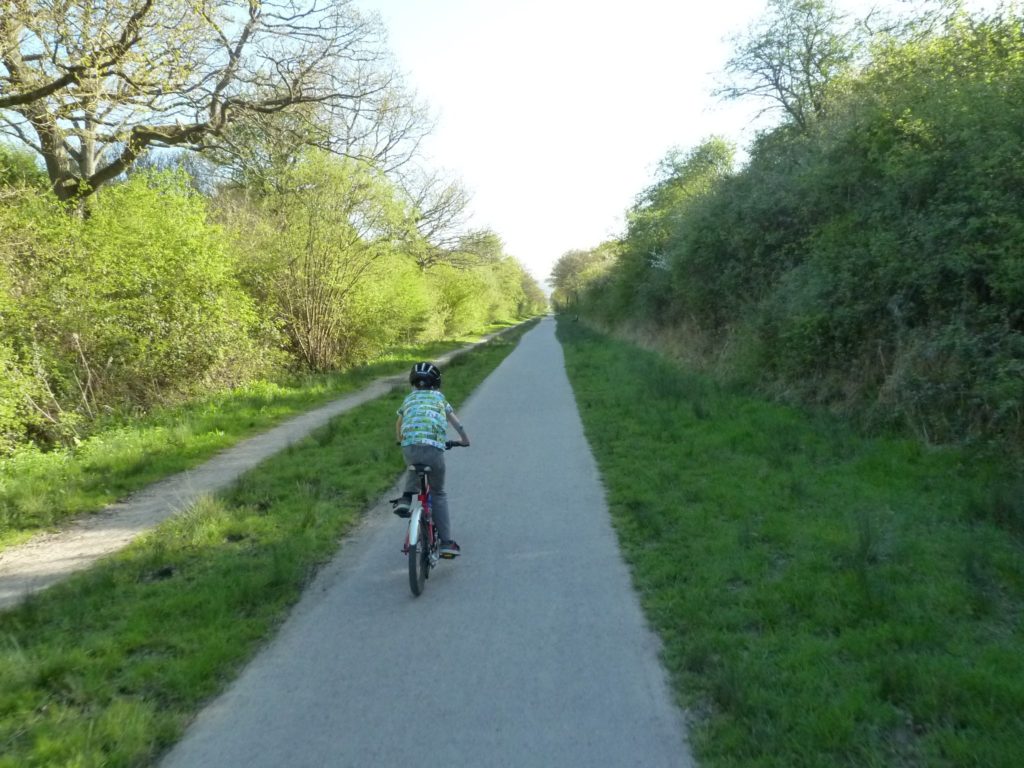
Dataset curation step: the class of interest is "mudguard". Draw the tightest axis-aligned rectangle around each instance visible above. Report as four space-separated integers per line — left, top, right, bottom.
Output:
407 502 423 551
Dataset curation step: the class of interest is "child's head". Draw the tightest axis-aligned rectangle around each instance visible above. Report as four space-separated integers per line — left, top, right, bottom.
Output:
409 361 442 390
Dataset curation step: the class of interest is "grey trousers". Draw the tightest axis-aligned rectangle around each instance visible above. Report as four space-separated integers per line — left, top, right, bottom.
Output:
401 444 451 542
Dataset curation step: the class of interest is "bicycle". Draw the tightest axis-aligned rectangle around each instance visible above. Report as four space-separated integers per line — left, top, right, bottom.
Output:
394 440 466 596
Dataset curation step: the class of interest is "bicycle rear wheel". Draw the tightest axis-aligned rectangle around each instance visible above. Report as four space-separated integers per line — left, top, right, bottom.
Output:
408 526 429 596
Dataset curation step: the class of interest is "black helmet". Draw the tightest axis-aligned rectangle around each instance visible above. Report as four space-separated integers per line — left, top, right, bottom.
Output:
409 361 442 389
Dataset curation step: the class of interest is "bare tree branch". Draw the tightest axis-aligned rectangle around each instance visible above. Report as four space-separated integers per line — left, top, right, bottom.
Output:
714 0 856 132
0 0 428 202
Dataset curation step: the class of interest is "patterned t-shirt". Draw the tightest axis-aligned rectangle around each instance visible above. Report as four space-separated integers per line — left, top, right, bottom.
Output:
397 389 453 449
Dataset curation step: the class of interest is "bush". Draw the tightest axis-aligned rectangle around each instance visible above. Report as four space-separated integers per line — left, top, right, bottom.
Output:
331 253 435 363
0 144 47 187
572 8 1024 447
429 264 492 337
0 172 265 449
69 171 263 402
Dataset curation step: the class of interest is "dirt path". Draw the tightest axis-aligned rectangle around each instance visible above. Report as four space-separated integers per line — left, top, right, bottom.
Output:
0 333 510 611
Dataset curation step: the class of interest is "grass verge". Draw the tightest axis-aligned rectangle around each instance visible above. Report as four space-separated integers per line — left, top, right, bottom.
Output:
0 319 537 768
0 323 520 550
557 317 1024 768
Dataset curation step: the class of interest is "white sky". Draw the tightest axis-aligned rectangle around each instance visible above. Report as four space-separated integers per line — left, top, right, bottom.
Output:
362 0 999 288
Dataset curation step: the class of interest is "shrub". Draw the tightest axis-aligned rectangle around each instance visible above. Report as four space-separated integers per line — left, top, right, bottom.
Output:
0 172 264 448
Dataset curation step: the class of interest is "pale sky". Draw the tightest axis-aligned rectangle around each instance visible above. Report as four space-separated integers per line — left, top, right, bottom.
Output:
362 0 999 287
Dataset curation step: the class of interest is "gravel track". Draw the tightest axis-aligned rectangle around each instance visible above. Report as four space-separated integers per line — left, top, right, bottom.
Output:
0 335 505 611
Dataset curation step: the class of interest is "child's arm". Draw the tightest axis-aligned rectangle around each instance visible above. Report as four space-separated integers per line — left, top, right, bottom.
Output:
447 410 470 446
395 415 403 444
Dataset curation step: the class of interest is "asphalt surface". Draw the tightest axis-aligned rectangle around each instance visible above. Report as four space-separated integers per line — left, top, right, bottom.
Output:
161 316 695 768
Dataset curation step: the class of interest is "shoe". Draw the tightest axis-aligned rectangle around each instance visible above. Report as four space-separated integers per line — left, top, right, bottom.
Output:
440 540 461 558
392 494 412 518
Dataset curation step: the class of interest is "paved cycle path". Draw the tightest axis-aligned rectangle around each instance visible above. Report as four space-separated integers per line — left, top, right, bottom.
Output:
161 316 694 768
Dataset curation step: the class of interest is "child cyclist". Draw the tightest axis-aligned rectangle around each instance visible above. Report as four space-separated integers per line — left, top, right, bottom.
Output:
394 362 470 557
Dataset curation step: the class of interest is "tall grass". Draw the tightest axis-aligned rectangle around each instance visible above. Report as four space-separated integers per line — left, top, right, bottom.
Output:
557 317 1024 768
0 320 536 768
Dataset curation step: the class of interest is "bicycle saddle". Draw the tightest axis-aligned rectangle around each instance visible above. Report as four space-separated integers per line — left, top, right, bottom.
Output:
409 463 432 474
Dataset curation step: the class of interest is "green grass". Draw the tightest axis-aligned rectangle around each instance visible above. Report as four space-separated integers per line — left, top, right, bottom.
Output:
0 324 520 550
557 318 1024 768
0 319 537 767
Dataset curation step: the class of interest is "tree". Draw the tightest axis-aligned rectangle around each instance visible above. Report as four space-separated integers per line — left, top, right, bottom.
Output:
716 0 856 131
428 263 492 336
549 246 616 311
247 151 410 371
0 170 261 445
398 169 502 270
64 171 261 403
452 229 507 265
0 0 424 202
605 139 735 323
205 94 429 195
626 138 735 266
518 269 548 316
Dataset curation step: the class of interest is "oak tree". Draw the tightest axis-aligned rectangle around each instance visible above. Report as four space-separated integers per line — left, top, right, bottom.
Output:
0 0 424 202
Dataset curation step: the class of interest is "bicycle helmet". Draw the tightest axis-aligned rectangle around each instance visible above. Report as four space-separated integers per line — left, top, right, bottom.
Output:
409 361 442 389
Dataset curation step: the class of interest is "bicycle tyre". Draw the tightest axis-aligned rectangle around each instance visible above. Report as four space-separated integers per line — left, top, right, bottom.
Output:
409 526 428 596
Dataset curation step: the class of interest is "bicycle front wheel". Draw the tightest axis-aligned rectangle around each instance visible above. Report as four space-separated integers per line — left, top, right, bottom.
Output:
408 526 429 596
